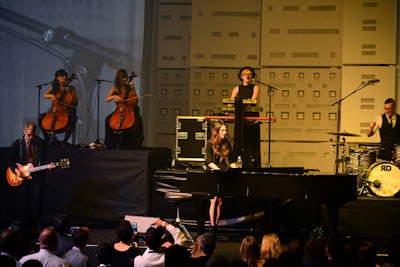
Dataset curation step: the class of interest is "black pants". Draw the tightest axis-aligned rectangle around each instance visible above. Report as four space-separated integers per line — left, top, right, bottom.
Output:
105 113 144 150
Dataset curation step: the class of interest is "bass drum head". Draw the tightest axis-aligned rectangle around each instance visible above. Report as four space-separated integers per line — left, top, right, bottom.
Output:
367 161 400 197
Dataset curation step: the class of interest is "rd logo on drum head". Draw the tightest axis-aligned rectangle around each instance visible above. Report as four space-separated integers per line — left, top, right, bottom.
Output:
365 162 400 197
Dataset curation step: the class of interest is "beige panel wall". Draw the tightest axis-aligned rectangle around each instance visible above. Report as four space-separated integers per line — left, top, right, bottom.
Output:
261 0 342 66
153 69 190 149
190 0 261 67
258 68 341 141
157 4 192 68
342 0 397 64
151 0 398 168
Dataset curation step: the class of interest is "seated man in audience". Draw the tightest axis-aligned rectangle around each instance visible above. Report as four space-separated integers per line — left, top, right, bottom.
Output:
19 226 72 267
0 229 22 267
134 219 187 267
53 214 74 257
64 228 90 267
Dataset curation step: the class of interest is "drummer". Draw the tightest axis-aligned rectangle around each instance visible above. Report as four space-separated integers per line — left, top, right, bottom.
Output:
367 98 400 161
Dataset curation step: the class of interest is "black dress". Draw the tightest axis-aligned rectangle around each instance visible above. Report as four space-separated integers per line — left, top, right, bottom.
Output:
236 84 261 168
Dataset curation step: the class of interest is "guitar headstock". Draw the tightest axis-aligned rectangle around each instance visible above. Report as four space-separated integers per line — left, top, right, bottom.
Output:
58 158 70 169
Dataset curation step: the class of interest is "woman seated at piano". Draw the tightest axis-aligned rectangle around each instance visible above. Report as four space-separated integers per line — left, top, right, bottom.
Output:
229 66 261 168
205 121 237 235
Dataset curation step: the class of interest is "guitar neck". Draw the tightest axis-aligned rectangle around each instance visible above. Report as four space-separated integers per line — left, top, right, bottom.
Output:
27 163 55 174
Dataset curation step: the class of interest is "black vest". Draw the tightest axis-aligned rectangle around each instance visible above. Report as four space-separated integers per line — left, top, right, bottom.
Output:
379 113 400 148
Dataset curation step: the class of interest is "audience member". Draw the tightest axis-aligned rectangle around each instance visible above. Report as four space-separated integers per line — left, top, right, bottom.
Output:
206 255 232 267
19 226 72 267
0 229 22 267
134 226 163 267
53 214 74 257
9 218 39 258
111 220 140 267
153 219 187 248
164 244 190 267
301 236 329 267
187 233 216 267
260 233 282 266
276 251 302 267
287 238 304 262
358 241 381 267
382 234 400 267
63 228 90 267
234 236 263 267
342 237 358 267
325 235 351 267
0 254 17 267
191 234 205 258
21 260 43 267
95 243 113 267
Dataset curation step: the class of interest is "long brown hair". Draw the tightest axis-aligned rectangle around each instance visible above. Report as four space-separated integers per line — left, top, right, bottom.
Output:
114 69 131 93
210 122 230 159
240 236 261 267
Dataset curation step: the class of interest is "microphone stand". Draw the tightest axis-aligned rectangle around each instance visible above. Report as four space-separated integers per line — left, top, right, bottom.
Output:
35 80 53 137
253 79 278 167
331 81 373 175
94 79 113 144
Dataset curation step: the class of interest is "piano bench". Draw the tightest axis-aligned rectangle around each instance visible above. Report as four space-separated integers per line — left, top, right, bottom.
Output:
191 192 211 199
164 192 195 244
164 192 193 202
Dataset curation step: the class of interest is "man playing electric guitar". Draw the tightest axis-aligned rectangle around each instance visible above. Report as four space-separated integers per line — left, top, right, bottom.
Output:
7 121 51 220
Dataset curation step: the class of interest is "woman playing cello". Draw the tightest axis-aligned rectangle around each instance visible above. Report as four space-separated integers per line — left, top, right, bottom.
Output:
105 69 144 150
39 69 78 146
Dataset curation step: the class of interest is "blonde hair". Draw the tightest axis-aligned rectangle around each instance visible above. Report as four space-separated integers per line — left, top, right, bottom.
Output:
191 234 204 258
260 233 283 260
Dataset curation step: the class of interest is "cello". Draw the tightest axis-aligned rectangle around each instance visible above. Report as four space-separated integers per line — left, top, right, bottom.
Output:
41 86 74 134
108 88 136 132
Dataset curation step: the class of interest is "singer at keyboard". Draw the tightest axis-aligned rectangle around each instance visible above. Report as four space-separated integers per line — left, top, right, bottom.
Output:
230 66 261 168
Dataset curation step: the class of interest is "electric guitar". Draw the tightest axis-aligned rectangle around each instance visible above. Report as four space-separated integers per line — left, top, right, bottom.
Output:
6 158 70 186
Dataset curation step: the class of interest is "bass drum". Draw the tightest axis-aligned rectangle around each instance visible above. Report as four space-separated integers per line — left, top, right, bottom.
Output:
367 161 400 197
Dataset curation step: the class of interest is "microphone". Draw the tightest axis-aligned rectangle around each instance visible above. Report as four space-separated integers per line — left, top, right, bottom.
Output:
367 79 380 84
224 134 233 143
251 78 278 90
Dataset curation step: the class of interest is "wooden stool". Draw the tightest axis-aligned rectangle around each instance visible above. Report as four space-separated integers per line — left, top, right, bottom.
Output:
164 192 194 244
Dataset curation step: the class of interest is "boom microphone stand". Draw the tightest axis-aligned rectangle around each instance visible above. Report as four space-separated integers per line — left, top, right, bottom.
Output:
330 79 379 175
35 80 53 137
252 78 278 167
93 79 113 144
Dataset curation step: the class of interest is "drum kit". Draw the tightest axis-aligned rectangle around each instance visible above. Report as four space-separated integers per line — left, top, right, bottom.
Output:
328 131 400 197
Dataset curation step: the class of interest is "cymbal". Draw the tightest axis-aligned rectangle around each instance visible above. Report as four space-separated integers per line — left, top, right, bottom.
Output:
327 131 361 137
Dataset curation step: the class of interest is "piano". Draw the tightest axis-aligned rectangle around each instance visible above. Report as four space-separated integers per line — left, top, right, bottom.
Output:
180 168 358 236
205 115 276 123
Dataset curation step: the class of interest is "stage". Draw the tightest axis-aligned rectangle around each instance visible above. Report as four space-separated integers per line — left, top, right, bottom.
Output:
1 146 400 244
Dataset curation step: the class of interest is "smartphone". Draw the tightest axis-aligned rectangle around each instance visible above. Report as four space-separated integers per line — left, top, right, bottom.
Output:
131 222 138 235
